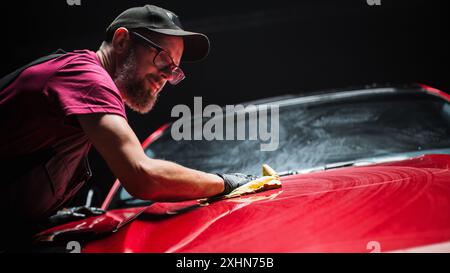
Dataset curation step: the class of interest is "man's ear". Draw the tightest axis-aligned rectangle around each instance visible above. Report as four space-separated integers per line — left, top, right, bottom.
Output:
111 27 131 54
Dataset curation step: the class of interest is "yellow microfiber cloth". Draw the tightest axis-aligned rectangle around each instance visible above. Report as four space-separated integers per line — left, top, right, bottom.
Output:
199 164 282 204
223 164 281 198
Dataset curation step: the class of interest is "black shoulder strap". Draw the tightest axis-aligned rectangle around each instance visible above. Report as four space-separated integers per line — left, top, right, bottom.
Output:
0 49 67 91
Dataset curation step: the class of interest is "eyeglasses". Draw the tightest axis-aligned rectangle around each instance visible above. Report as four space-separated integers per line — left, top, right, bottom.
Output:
130 31 185 85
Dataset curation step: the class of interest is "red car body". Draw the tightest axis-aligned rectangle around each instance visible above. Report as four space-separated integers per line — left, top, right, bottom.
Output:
35 84 450 253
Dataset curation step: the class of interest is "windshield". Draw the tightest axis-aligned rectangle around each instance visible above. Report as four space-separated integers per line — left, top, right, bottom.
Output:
110 90 450 209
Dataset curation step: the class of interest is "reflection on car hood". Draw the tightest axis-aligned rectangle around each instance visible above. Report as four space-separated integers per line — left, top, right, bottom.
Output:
38 154 450 252
34 207 147 244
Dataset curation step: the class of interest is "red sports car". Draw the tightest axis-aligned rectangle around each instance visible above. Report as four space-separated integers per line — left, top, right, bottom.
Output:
35 84 450 253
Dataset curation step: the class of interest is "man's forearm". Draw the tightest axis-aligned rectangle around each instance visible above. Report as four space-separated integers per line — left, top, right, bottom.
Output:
77 114 225 202
127 158 225 202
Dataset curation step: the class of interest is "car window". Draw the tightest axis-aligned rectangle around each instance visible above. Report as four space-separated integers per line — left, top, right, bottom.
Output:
146 93 450 174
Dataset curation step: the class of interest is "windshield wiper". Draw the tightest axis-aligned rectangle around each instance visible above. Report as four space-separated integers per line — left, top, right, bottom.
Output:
324 161 356 170
276 154 414 177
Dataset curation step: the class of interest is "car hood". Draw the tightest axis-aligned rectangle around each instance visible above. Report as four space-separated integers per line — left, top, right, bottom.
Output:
37 154 450 252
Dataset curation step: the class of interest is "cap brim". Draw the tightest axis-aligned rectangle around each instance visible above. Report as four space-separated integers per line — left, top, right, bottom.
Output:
145 28 210 62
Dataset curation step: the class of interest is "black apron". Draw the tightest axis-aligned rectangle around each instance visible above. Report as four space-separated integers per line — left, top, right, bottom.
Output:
0 50 93 235
0 49 67 90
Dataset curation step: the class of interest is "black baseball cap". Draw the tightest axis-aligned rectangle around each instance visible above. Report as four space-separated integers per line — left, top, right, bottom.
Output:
106 5 210 62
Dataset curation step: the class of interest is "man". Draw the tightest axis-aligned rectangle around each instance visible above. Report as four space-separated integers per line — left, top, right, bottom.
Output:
0 5 257 246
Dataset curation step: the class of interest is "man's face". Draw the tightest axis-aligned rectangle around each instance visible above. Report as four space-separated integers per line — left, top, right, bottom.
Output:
114 31 184 113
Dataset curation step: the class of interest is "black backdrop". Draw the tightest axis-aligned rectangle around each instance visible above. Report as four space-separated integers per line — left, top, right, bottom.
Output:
1 0 449 206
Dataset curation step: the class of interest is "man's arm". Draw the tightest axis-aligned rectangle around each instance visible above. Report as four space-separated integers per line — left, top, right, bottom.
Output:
77 113 224 202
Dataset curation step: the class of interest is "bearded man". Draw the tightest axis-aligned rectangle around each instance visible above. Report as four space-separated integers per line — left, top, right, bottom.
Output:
0 5 254 247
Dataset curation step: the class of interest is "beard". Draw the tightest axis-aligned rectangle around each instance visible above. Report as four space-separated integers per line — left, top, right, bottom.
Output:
114 48 158 114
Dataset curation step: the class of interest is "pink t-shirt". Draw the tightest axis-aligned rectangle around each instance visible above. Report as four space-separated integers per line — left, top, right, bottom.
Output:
0 50 127 157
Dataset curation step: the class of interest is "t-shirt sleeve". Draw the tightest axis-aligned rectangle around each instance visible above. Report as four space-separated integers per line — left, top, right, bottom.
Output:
45 54 127 120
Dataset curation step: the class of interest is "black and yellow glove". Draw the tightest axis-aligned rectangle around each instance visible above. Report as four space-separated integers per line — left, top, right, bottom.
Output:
212 165 281 200
216 173 259 195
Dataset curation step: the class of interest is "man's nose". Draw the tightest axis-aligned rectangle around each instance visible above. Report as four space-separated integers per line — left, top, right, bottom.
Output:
158 67 174 81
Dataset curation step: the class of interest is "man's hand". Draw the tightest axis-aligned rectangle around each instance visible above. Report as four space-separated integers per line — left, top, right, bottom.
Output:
216 173 259 195
197 167 281 204
210 165 281 200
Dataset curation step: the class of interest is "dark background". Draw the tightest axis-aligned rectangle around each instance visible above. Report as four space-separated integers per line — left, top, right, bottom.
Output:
1 0 449 206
